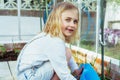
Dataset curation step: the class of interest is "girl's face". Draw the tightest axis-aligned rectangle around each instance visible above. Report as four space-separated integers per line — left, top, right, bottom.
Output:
61 10 78 38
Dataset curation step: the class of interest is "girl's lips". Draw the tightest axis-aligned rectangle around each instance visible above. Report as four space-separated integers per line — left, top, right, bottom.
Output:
67 29 74 32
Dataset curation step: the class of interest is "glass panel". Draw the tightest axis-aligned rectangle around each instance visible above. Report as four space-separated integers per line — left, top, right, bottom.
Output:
104 28 120 60
103 1 120 60
80 0 96 52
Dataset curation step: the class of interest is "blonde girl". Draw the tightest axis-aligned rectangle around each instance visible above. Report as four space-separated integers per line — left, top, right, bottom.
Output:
16 1 82 80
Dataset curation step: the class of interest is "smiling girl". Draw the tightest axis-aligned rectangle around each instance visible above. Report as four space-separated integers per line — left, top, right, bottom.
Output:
16 1 81 80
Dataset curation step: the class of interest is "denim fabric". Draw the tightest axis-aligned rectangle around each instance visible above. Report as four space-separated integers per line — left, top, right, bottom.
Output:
17 62 54 80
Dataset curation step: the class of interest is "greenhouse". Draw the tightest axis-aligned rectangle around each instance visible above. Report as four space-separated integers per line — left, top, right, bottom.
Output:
0 0 120 80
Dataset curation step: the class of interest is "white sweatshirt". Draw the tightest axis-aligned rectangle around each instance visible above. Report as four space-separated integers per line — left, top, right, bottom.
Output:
17 32 77 80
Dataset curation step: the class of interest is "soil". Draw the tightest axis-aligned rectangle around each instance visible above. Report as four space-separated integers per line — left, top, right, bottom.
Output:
0 42 26 61
0 51 19 61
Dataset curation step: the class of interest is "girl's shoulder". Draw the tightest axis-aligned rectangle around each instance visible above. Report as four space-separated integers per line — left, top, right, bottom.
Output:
47 34 64 44
26 32 46 43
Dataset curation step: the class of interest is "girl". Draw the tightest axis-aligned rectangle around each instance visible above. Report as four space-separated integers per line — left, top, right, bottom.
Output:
16 1 82 80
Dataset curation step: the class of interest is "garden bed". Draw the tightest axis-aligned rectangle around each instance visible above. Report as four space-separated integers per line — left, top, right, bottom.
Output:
0 42 26 61
0 51 18 61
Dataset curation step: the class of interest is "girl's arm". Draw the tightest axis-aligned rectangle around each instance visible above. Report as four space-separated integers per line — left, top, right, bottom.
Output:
46 38 77 80
67 48 84 78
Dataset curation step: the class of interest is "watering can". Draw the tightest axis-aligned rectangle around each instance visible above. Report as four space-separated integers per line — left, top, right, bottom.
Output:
79 63 100 80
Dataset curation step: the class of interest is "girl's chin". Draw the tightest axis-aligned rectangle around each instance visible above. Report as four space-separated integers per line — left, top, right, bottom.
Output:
63 32 74 37
64 34 73 37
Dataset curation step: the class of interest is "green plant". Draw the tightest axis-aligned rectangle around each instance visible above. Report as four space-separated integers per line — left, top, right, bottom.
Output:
90 55 98 67
99 60 112 80
0 45 6 57
80 40 120 60
13 48 21 56
80 40 95 51
106 60 111 77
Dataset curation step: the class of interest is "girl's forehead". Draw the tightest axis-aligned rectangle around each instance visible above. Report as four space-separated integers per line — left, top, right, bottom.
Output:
61 10 79 19
63 9 78 13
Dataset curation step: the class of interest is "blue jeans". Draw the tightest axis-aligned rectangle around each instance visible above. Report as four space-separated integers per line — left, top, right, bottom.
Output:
17 62 54 80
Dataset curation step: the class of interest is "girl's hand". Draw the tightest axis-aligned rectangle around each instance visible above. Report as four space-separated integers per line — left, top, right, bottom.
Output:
73 67 84 80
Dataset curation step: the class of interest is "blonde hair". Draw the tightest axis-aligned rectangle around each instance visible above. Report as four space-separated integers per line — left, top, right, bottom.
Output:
43 1 80 43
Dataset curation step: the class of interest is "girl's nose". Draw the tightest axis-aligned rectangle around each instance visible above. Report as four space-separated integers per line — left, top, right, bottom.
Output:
70 21 75 27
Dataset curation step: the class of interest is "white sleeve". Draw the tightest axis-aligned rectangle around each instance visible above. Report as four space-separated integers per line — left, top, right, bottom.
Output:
46 38 77 80
68 57 79 73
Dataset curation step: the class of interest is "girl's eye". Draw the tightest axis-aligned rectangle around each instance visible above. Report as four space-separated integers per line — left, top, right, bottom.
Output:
66 19 71 22
74 20 78 24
